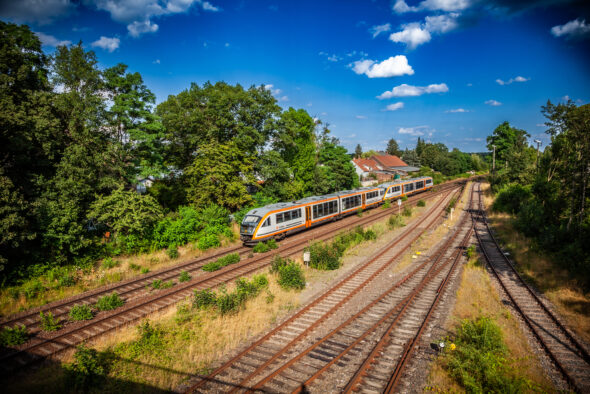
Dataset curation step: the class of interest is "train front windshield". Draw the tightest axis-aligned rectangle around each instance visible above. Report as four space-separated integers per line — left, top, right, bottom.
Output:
240 215 261 234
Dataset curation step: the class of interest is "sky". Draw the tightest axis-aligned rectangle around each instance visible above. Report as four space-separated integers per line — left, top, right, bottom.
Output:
1 0 589 153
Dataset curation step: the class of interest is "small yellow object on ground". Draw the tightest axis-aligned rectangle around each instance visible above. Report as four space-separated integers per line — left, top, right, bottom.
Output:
416 251 421 255
450 343 456 351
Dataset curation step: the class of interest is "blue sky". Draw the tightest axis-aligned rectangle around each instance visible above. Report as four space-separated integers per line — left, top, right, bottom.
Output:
1 0 589 153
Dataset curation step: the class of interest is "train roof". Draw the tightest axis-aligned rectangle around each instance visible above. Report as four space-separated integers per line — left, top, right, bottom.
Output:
380 176 432 188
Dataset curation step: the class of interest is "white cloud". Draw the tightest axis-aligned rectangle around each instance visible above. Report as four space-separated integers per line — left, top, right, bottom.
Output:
392 0 471 14
446 108 469 113
467 83 473 86
351 56 414 78
35 32 72 47
398 125 430 136
385 102 405 111
0 0 75 24
356 115 367 119
127 20 159 37
369 23 391 38
264 84 283 96
89 0 220 37
153 59 160 64
377 83 448 99
496 76 530 85
551 19 590 40
389 23 431 49
390 13 459 49
561 95 570 101
91 36 120 52
485 99 502 106
278 96 289 102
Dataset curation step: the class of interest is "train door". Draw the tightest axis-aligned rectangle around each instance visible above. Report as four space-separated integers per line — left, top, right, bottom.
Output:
362 193 366 209
305 206 311 228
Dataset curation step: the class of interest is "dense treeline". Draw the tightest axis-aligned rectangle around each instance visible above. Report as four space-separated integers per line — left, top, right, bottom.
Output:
490 104 590 288
0 22 358 283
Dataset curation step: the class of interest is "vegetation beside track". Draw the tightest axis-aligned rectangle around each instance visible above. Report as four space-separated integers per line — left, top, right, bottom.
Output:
426 250 554 391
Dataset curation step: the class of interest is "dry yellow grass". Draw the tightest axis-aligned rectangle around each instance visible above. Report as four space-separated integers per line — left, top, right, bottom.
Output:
426 258 554 392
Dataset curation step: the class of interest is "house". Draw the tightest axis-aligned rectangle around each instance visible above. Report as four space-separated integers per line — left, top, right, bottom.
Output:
352 154 418 186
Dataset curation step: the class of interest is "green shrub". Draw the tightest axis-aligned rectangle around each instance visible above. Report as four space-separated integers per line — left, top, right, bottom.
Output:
216 289 239 315
129 263 141 271
0 325 29 346
388 214 404 229
161 280 174 289
382 200 391 209
493 184 532 214
277 262 306 290
403 206 413 217
22 279 44 300
40 311 61 332
308 242 340 270
179 271 191 282
197 233 220 251
466 245 476 259
363 229 377 241
251 274 269 288
446 197 457 214
140 267 150 274
270 255 288 273
128 320 164 358
167 246 179 259
401 195 408 201
150 279 162 290
253 241 270 253
356 208 363 217
58 273 77 287
266 238 278 250
443 317 530 392
417 199 426 207
193 289 217 309
202 253 240 272
101 258 119 269
95 292 124 311
66 345 109 390
69 305 94 321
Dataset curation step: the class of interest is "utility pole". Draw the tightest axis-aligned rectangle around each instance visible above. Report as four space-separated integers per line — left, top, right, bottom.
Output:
492 145 496 172
534 139 542 172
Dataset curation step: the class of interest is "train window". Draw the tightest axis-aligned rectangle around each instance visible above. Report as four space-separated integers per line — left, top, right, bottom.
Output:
394 186 401 193
284 211 291 221
426 179 432 185
405 183 414 192
276 213 283 224
416 181 424 189
380 189 384 196
292 209 301 219
262 217 271 227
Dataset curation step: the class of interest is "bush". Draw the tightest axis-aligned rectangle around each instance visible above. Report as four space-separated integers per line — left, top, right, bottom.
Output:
402 206 413 217
356 208 363 217
253 241 270 253
40 311 61 332
270 255 288 273
417 199 426 207
95 292 124 311
66 345 109 391
197 233 220 250
179 271 191 282
0 325 29 346
140 267 150 274
277 261 306 290
202 253 241 272
128 320 164 358
446 197 457 214
266 238 278 250
363 229 377 240
167 246 179 259
388 214 404 229
69 304 94 321
466 245 476 259
382 200 391 209
129 263 141 271
444 317 529 392
193 289 217 309
308 242 340 270
101 257 119 269
161 280 174 289
22 279 44 300
150 279 162 290
493 184 532 215
401 195 408 202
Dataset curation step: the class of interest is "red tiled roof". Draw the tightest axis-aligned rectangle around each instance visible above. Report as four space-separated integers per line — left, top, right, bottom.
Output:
352 158 381 172
372 154 408 168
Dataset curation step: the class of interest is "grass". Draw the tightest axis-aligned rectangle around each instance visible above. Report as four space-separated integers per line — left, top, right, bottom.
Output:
426 252 554 391
481 182 590 345
0 231 240 318
95 293 125 311
0 324 29 346
40 311 61 332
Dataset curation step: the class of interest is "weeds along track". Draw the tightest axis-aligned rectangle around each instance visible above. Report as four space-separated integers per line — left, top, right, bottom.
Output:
185 184 469 393
472 184 590 393
0 181 464 374
0 180 463 335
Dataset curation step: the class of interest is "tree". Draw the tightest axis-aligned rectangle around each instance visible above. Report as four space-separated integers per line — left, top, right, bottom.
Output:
256 150 298 201
315 141 359 194
185 142 255 211
415 137 426 157
486 121 529 165
386 138 401 156
355 144 363 159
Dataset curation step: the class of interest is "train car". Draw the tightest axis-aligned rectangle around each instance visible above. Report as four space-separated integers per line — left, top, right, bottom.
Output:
382 176 433 201
239 178 427 245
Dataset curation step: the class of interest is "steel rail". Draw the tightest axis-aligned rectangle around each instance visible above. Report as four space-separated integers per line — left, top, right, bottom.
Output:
0 183 463 374
186 185 461 393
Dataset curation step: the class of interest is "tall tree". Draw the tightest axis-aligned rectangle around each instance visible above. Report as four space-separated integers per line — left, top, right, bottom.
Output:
354 144 363 159
386 138 401 156
486 121 529 165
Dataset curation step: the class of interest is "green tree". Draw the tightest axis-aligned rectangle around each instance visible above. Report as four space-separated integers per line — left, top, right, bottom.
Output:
354 144 363 159
255 150 298 200
185 142 255 210
315 141 359 194
386 138 401 156
415 137 426 157
88 188 163 238
486 121 529 166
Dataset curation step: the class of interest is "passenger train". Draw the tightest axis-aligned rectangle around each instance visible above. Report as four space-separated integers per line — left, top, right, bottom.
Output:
240 176 433 245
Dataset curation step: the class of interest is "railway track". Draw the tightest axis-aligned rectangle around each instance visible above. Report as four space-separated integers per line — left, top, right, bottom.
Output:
0 181 464 374
185 183 473 393
472 184 590 392
0 180 463 335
